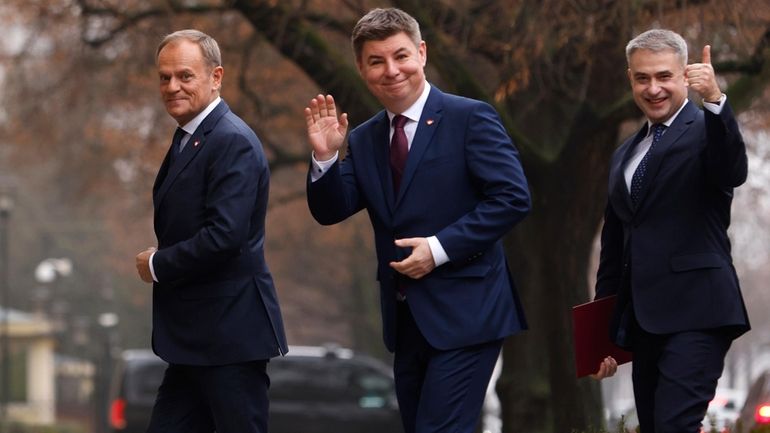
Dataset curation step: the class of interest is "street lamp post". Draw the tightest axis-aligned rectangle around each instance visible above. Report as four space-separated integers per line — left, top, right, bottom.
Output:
96 313 119 433
0 185 14 431
34 258 73 354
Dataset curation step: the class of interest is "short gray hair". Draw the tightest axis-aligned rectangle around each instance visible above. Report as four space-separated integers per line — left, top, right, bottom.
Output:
156 29 222 69
626 29 688 67
351 8 422 61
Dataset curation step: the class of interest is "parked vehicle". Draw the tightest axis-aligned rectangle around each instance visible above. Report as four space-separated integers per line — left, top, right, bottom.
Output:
108 345 403 433
701 387 745 433
108 349 166 433
737 371 770 432
266 345 402 433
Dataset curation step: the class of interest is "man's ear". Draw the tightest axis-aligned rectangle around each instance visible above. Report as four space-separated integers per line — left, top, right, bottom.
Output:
212 65 224 91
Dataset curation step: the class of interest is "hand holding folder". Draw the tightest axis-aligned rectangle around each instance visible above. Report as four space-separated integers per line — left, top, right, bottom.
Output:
572 295 633 378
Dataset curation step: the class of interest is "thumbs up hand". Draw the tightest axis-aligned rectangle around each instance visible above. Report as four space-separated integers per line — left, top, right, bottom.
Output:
685 45 723 103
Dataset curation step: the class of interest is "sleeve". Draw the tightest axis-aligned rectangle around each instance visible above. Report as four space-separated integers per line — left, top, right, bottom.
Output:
310 151 340 182
702 93 726 114
595 200 624 300
434 102 531 263
427 236 450 266
149 252 159 282
704 100 748 188
306 138 365 225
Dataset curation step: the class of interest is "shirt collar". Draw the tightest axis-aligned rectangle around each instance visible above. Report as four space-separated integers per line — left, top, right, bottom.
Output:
387 81 431 125
179 96 222 135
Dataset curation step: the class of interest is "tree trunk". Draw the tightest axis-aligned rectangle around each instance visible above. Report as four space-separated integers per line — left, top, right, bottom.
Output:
499 116 622 432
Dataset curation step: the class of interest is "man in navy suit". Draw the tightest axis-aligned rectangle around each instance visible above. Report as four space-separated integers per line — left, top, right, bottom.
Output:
304 8 530 433
593 29 750 432
135 29 287 433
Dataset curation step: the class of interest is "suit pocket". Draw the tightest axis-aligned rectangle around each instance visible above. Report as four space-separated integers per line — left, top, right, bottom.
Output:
178 280 240 299
436 261 492 279
670 252 726 272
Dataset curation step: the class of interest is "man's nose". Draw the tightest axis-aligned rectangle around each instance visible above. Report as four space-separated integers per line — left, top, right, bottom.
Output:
165 77 180 92
384 60 399 77
648 79 663 94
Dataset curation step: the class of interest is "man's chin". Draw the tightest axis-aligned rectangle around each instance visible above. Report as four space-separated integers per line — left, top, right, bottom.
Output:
166 108 189 122
644 107 670 123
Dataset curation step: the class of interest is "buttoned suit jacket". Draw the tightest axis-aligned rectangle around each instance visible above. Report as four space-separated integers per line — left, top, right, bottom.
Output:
151 100 288 365
307 86 531 352
595 100 750 346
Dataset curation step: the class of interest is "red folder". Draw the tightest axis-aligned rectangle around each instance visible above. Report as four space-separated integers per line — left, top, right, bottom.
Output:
572 295 633 378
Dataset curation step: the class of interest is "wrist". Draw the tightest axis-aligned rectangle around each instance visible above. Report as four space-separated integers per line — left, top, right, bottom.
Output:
704 92 723 104
313 150 336 162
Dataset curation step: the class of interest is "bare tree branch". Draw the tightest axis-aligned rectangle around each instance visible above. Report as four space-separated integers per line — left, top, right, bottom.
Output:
76 0 230 47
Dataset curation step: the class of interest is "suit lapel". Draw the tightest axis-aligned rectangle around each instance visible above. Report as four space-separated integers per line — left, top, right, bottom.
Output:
370 112 396 212
152 151 173 201
153 100 230 211
396 87 442 206
633 101 697 209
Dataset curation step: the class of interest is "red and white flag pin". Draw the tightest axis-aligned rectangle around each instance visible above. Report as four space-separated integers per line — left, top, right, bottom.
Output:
426 119 434 125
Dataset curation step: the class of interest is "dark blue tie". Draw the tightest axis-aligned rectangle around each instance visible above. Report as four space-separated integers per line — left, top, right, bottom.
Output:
169 127 185 165
630 123 665 205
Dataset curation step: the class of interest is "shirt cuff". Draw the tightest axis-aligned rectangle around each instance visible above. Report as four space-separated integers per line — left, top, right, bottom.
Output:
149 251 159 283
427 236 450 267
310 151 339 182
703 93 726 115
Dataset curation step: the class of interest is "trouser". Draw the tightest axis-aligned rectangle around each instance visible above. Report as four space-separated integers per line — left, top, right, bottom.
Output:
394 301 502 433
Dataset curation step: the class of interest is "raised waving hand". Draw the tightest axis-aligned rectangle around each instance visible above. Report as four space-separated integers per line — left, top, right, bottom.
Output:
305 94 349 161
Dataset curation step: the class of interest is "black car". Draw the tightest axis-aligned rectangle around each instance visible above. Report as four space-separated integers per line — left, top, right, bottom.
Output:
108 346 403 433
108 349 167 433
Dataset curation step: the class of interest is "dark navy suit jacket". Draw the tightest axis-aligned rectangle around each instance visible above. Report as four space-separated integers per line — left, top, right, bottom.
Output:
596 100 750 345
307 87 531 352
151 100 288 365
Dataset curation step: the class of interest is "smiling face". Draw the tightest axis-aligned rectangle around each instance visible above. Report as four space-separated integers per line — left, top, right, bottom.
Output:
157 39 223 125
356 32 427 114
627 48 687 124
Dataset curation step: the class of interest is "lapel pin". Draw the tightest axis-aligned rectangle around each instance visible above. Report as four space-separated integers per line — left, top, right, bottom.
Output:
426 119 434 125
193 140 200 147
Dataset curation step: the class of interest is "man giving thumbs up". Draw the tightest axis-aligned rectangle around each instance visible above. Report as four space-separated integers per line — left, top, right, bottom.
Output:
592 29 750 433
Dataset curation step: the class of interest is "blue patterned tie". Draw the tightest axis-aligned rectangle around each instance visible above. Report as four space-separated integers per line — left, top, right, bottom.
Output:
630 123 665 205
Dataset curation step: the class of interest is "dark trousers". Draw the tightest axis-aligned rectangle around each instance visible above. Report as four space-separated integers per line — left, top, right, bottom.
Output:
394 302 501 433
146 360 269 433
631 326 732 433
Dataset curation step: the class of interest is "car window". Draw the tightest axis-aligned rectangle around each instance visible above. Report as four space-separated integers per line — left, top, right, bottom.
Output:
269 358 350 402
268 357 394 407
126 362 167 401
353 368 394 408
